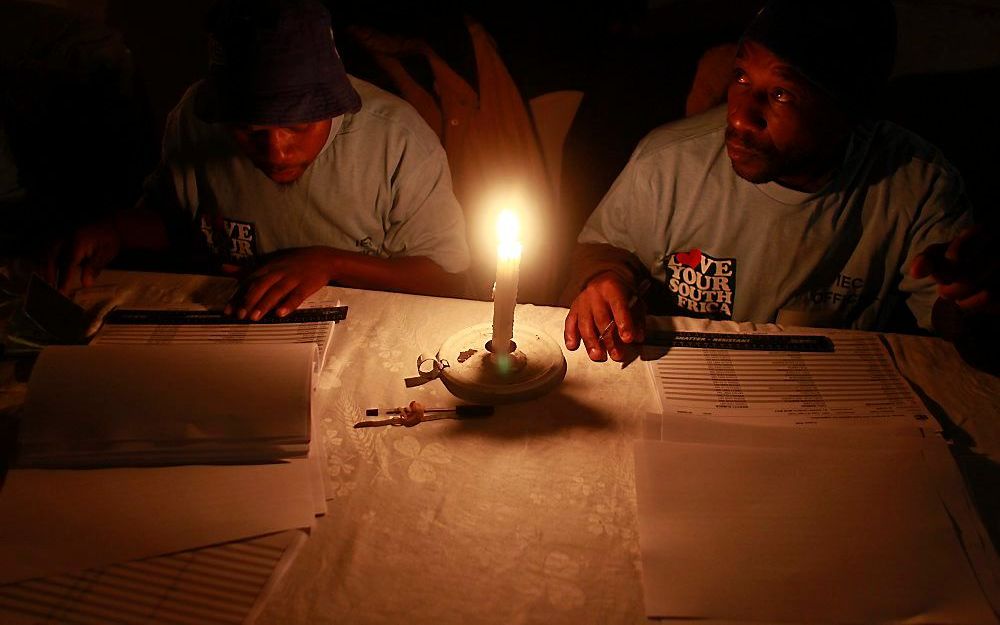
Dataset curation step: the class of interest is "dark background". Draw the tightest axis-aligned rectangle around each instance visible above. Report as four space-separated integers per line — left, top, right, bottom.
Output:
2 0 999 251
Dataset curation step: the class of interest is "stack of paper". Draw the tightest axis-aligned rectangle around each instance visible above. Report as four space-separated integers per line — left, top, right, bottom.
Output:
635 417 1000 624
635 331 1000 624
1 294 332 610
17 343 315 467
0 391 326 585
646 332 931 425
0 458 323 583
90 303 344 373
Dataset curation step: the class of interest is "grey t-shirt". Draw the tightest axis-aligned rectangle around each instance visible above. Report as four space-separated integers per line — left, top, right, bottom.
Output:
148 76 470 274
579 106 970 331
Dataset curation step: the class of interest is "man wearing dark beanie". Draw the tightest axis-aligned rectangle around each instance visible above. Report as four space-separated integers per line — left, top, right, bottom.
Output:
563 0 997 362
48 0 470 318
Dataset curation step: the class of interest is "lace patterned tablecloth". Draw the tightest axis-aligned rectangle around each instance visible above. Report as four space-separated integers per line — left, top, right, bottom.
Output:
58 271 1000 624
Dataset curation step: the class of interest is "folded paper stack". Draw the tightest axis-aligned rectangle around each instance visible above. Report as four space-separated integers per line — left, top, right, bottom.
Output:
17 343 315 467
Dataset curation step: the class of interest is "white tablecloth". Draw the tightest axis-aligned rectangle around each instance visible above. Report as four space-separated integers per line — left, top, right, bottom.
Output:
29 271 1000 624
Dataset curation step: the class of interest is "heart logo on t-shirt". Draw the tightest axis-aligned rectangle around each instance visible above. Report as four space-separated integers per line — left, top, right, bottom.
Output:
662 248 737 321
675 248 702 268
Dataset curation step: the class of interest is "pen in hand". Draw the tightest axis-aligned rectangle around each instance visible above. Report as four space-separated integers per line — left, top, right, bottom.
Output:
599 279 651 342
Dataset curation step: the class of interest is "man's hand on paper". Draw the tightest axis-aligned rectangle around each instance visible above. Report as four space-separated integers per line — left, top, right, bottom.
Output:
44 220 122 295
225 246 342 320
42 203 169 295
564 271 646 362
911 225 999 317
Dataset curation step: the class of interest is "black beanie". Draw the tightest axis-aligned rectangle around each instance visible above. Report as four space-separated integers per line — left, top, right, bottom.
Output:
742 0 897 114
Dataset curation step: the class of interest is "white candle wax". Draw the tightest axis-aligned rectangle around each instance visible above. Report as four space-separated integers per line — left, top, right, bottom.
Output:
491 211 521 356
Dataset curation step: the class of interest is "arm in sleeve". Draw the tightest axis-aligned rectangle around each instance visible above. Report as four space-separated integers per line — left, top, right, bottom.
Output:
382 140 471 275
560 146 657 305
898 163 973 331
131 95 205 253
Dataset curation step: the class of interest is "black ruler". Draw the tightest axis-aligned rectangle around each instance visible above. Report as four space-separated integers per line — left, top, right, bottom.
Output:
104 306 348 325
644 331 834 352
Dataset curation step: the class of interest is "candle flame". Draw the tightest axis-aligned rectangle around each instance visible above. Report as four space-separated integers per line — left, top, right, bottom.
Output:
497 209 520 244
496 210 521 262
498 240 522 262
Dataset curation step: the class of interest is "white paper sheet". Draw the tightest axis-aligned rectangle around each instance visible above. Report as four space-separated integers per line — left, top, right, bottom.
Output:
18 343 315 467
633 438 999 624
641 411 929 448
647 332 933 426
0 530 306 625
0 458 320 584
642 413 1000 617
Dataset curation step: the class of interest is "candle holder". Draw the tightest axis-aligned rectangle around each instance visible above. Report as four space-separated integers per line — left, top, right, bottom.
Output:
437 322 566 404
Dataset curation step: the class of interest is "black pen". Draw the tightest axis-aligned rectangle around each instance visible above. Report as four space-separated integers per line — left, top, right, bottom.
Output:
356 404 494 428
364 405 494 417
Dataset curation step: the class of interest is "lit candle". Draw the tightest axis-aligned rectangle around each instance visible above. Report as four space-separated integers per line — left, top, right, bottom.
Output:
491 210 521 356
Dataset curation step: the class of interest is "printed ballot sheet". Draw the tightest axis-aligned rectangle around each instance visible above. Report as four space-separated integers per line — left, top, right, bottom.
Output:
647 332 931 425
633 435 1000 624
0 530 306 625
635 331 1000 623
91 304 344 372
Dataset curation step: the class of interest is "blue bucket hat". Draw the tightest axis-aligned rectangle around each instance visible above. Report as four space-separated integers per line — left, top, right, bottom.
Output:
196 0 361 125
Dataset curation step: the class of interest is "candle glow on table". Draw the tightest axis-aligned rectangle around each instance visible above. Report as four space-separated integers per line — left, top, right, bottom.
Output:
437 204 565 403
491 210 521 357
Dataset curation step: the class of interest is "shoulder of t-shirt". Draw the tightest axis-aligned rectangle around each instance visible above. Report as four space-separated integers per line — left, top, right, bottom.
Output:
854 120 969 223
173 80 202 116
629 105 726 164
344 75 444 157
162 80 219 153
865 119 963 179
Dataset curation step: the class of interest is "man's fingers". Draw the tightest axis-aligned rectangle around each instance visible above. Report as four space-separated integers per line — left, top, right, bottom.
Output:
937 279 981 302
604 330 628 362
955 289 998 315
944 225 982 263
564 310 581 351
57 244 83 294
909 253 932 279
566 273 642 362
579 306 609 362
80 263 100 289
247 276 299 321
565 294 607 357
916 227 993 286
911 243 950 281
275 283 320 317
58 266 78 295
235 272 285 318
246 264 272 281
607 294 637 343
80 249 114 289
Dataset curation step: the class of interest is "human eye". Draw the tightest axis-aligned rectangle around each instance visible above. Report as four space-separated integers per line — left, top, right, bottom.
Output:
771 87 796 104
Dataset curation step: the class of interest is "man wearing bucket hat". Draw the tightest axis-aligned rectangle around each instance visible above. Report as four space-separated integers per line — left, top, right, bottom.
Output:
563 0 998 362
48 0 470 319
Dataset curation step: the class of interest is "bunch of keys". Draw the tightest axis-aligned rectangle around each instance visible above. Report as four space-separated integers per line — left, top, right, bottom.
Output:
354 401 494 428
